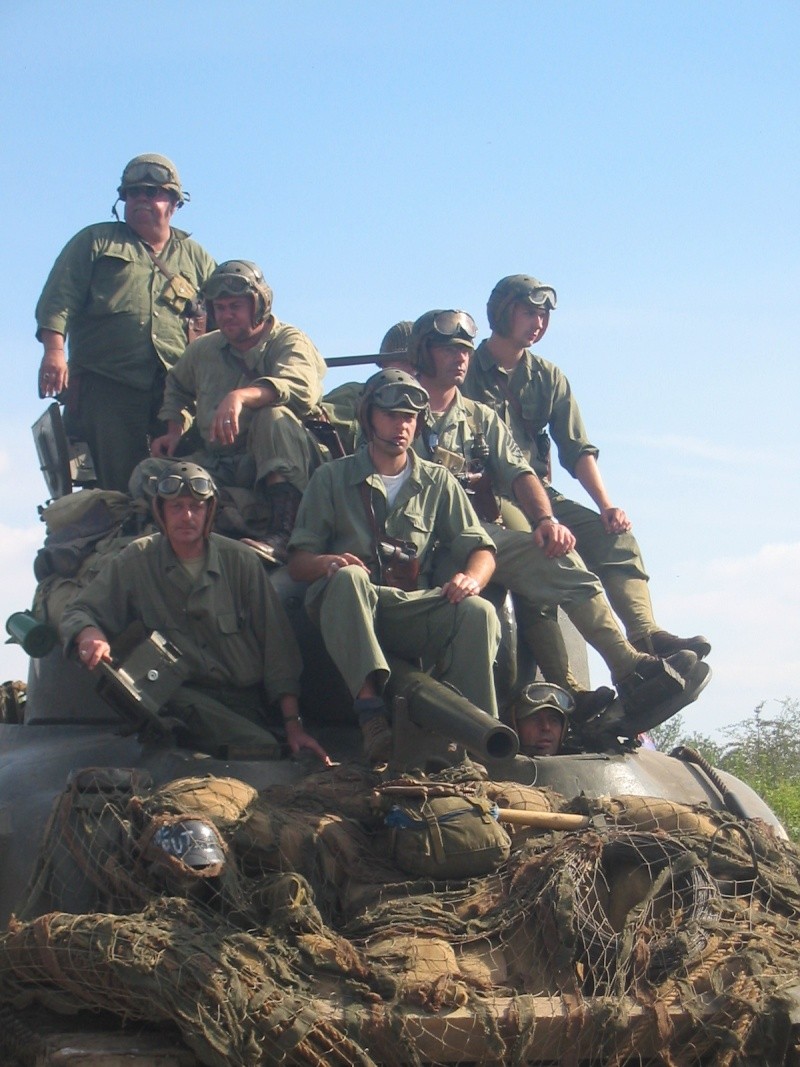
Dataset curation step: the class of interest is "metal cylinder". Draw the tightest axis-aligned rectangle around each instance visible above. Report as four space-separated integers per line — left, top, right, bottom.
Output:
5 612 57 658
386 657 519 760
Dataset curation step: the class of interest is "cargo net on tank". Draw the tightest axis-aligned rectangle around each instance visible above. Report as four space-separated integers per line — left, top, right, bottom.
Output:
2 762 800 1066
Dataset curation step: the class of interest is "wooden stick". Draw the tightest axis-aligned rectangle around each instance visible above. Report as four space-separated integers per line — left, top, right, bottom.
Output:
497 808 591 830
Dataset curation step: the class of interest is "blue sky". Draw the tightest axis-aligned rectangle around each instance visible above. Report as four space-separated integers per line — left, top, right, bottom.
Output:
1 1 798 739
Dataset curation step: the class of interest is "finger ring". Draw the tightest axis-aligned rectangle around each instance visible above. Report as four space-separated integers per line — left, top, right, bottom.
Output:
224 418 232 424
80 648 88 658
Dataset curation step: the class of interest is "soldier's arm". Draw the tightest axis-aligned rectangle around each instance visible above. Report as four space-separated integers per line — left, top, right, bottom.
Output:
440 546 497 604
511 472 576 557
573 454 631 533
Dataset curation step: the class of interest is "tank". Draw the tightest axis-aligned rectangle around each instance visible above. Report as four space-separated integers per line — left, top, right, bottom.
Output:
1 430 799 1066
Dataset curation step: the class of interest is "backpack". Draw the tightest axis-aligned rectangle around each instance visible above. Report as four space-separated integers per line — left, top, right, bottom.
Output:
383 790 511 880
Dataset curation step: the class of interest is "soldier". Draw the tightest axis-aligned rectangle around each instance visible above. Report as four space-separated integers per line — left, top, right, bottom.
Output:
287 369 501 762
321 320 415 454
463 275 710 683
60 462 329 765
510 683 573 756
409 309 698 721
36 154 216 492
151 260 327 563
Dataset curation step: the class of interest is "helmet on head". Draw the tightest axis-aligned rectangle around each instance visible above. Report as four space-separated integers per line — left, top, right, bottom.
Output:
407 310 478 377
149 462 218 538
378 320 414 363
510 682 573 753
117 153 187 206
357 368 430 440
486 275 557 337
203 260 273 326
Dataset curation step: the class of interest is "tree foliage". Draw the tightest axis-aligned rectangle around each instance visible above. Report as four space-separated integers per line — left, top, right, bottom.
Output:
651 699 800 841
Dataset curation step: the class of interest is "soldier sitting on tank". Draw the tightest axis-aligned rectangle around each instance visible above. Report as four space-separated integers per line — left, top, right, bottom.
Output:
287 369 501 763
151 260 327 566
510 683 574 756
59 462 330 765
463 274 710 686
321 321 416 454
35 153 216 493
409 309 698 724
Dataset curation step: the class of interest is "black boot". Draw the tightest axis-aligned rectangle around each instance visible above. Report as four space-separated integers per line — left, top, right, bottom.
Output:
243 482 302 566
616 650 698 715
572 686 617 723
632 630 711 660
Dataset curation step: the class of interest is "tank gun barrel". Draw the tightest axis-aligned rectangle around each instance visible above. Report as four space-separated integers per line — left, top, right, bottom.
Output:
325 353 384 368
386 656 519 761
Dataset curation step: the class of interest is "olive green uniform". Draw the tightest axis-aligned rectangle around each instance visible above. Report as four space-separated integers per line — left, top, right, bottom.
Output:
288 448 501 717
463 341 655 640
36 221 216 492
414 391 649 685
59 532 302 756
159 319 326 492
320 380 364 455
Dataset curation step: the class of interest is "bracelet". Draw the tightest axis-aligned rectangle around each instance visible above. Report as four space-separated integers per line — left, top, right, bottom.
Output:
283 714 303 726
532 515 557 529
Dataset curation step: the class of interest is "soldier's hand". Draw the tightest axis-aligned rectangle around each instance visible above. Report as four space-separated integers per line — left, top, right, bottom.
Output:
440 572 482 603
600 506 631 534
210 391 245 445
75 627 112 671
534 520 576 558
325 553 370 579
38 351 68 399
150 430 181 457
285 720 333 766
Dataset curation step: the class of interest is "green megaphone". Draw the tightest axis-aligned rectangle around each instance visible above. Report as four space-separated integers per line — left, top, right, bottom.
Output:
5 611 57 658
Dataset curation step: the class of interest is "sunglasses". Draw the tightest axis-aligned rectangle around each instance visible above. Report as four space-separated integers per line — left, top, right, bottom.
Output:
123 185 165 201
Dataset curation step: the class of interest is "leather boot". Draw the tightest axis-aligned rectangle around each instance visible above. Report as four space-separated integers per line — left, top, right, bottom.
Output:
632 630 711 660
243 482 302 566
616 650 697 716
355 697 393 763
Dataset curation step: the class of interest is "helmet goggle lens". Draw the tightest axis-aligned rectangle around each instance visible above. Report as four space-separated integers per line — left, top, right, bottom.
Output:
373 384 428 412
122 161 175 188
205 274 257 299
152 820 225 869
517 682 574 713
153 473 215 500
521 288 557 311
431 310 478 341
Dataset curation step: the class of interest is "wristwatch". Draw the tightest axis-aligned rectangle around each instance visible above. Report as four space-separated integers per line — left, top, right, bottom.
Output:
532 515 559 529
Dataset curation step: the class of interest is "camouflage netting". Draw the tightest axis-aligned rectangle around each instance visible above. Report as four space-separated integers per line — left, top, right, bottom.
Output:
2 762 800 1065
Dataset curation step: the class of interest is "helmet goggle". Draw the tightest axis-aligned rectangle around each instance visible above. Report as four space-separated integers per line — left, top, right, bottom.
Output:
430 310 478 342
205 273 259 299
120 161 176 190
151 473 216 501
520 287 557 312
515 682 574 715
372 382 429 413
151 820 225 870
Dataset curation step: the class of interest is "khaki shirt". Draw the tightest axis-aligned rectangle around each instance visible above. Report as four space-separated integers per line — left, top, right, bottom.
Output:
288 447 496 606
36 222 216 390
320 379 364 455
159 318 326 443
413 391 534 499
59 532 302 701
463 340 598 481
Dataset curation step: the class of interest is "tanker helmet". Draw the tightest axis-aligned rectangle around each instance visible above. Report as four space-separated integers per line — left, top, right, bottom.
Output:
510 682 573 753
117 153 187 206
203 260 273 326
407 309 478 376
487 275 557 336
149 461 218 538
357 368 429 439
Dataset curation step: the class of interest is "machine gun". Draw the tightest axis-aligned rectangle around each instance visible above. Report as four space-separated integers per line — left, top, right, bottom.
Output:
385 655 518 769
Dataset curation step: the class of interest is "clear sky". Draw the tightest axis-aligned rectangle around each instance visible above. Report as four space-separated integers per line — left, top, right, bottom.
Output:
0 1 797 740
